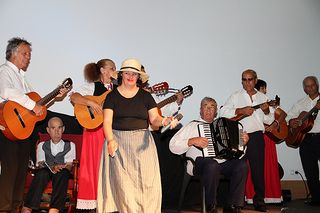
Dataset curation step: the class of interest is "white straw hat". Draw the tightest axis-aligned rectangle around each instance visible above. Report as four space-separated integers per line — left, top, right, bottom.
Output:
114 58 149 83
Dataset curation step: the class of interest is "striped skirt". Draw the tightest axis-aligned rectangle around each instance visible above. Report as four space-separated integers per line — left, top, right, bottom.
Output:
97 129 162 213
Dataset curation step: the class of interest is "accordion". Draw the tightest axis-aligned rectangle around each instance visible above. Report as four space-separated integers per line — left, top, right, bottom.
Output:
197 117 245 159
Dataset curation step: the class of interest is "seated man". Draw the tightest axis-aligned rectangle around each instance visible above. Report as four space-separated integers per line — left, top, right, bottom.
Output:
169 97 248 213
22 117 76 213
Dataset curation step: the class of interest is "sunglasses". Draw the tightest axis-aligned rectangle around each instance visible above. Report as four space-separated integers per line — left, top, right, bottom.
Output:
242 78 255 82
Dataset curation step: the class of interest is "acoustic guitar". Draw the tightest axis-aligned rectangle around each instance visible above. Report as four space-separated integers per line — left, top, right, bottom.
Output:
285 99 320 148
265 112 288 143
230 95 280 122
150 85 193 130
0 78 73 141
156 85 193 111
74 82 169 129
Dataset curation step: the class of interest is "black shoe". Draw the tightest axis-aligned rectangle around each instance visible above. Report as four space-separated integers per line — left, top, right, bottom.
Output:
253 204 267 212
223 205 243 213
207 204 218 213
305 200 320 206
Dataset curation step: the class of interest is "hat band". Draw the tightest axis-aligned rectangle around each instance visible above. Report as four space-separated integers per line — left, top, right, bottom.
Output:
120 66 140 72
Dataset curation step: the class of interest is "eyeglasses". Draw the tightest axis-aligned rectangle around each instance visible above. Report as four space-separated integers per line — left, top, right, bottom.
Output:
103 66 116 71
242 78 255 82
123 72 139 77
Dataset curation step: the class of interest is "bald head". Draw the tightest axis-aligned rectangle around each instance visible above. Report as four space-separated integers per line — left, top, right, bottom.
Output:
48 117 63 127
47 117 65 143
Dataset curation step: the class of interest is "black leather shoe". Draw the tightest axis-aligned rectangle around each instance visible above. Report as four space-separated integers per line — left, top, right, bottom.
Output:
207 204 218 213
305 200 320 206
254 204 267 212
223 205 243 213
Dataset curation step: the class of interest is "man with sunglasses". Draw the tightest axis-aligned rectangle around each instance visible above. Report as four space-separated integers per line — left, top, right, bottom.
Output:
220 69 275 212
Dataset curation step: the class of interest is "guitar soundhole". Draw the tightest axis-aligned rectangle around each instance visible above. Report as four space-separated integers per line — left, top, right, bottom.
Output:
14 108 26 128
87 106 95 120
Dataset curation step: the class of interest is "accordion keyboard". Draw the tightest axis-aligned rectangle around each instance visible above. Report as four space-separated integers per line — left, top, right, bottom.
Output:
198 123 216 157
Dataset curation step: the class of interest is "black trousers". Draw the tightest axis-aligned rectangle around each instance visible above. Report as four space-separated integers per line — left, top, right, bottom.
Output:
300 133 320 202
24 168 70 211
0 133 33 212
246 131 265 205
194 157 248 207
0 110 82 212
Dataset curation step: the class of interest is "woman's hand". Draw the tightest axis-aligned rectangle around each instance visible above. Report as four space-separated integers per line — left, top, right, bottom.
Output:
108 139 118 157
162 116 180 129
88 100 103 114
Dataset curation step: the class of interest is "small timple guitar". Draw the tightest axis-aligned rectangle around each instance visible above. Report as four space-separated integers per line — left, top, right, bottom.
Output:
74 82 169 129
230 95 280 121
147 82 169 96
0 78 73 141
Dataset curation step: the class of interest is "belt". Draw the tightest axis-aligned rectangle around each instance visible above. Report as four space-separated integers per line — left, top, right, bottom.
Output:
306 132 320 137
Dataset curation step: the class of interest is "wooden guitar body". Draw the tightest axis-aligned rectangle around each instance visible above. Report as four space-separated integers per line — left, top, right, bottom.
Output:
0 92 47 140
74 90 111 129
285 111 315 148
265 120 288 143
265 112 288 143
0 78 72 141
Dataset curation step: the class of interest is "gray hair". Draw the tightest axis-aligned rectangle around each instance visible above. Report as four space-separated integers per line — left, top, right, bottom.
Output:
200 97 217 107
6 37 31 60
303 76 319 90
242 69 258 79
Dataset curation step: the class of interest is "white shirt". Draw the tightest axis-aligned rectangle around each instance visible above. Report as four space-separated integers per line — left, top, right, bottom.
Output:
0 61 35 110
220 89 274 133
73 82 113 96
286 95 320 133
36 139 76 166
169 118 225 176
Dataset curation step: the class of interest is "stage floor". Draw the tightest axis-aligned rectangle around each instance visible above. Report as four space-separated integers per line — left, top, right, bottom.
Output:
162 199 320 213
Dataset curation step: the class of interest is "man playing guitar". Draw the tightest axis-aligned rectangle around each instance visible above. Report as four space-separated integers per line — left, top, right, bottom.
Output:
286 76 320 206
220 69 275 212
0 37 71 213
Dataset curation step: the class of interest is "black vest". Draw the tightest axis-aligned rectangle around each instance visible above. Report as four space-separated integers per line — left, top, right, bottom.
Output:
42 140 71 166
93 81 108 96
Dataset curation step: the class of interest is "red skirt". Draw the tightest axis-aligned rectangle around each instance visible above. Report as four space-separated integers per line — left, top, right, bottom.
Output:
245 134 282 203
76 127 105 209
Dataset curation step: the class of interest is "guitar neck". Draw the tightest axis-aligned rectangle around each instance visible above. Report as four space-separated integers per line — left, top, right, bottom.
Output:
157 94 177 109
252 99 274 110
37 86 62 106
300 106 319 123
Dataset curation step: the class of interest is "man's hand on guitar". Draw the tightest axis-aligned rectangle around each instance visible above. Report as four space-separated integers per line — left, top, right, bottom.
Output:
289 118 300 129
237 106 254 116
316 101 320 110
32 104 44 116
260 102 270 115
188 137 208 148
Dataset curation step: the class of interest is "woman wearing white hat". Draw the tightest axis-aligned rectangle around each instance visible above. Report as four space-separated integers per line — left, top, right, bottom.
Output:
97 58 175 213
